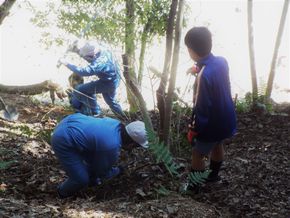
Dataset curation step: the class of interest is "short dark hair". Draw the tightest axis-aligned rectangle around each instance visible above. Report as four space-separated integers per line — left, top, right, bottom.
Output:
184 27 212 57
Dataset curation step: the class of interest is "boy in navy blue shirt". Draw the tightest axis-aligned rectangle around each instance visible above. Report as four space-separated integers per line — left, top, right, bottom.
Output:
184 27 236 192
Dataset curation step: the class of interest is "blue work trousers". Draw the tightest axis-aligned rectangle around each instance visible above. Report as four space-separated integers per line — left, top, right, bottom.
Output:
70 79 123 116
51 131 120 198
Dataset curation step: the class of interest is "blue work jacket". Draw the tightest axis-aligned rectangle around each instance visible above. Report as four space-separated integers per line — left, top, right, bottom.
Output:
67 49 120 83
193 53 237 142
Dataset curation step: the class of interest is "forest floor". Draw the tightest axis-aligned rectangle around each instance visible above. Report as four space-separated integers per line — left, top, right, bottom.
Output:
0 92 289 218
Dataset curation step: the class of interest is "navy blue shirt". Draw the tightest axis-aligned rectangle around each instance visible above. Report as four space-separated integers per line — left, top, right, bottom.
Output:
193 53 236 142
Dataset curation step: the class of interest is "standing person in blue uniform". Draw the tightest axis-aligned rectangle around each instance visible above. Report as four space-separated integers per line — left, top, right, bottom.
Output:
51 113 148 198
184 27 236 193
59 41 125 118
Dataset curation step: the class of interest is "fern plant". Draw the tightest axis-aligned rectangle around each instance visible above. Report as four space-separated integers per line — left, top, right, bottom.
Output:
147 128 179 176
188 170 211 185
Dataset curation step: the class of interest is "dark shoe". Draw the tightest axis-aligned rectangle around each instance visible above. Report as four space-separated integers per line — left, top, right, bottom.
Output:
206 175 221 183
180 180 201 195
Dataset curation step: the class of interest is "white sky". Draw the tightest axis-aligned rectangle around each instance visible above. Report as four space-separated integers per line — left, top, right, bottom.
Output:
0 0 289 108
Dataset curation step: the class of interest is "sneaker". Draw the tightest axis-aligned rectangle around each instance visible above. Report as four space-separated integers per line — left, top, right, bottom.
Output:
180 181 201 195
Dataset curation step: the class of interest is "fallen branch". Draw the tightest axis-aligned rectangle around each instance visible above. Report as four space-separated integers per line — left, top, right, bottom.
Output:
0 80 66 104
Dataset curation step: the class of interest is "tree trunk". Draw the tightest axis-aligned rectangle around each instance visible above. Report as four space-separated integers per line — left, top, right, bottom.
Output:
156 0 178 141
122 54 153 131
0 80 66 104
0 0 16 25
163 0 184 147
247 0 258 104
138 22 151 86
125 0 138 112
265 0 289 101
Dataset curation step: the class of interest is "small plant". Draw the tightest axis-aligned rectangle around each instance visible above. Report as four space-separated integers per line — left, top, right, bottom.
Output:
0 160 14 170
188 170 211 185
147 129 179 176
155 185 170 196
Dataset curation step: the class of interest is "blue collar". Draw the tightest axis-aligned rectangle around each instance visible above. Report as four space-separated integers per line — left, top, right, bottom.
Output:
197 53 214 66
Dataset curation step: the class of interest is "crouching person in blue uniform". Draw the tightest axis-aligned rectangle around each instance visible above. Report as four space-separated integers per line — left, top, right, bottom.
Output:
59 41 125 118
51 113 148 198
184 27 237 193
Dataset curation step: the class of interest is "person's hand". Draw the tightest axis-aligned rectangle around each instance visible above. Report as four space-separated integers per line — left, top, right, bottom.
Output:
118 164 127 175
186 65 200 75
187 124 197 143
58 58 68 66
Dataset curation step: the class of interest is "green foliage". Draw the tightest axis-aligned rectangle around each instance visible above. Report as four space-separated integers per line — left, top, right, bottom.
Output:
36 128 53 144
154 185 170 196
188 170 211 185
0 148 15 171
0 160 14 170
235 95 251 113
147 128 179 176
27 0 172 48
236 90 273 113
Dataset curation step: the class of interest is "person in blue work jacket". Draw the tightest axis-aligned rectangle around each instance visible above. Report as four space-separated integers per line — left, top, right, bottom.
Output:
51 113 148 198
59 41 125 118
184 27 236 193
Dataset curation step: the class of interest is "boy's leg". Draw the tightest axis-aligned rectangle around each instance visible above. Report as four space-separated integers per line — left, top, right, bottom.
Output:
187 140 219 193
208 143 224 182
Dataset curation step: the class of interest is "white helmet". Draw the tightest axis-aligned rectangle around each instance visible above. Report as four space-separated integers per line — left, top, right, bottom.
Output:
125 121 148 148
79 41 100 57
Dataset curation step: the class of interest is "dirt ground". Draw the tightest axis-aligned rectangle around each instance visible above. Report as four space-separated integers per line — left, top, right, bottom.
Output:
0 93 289 218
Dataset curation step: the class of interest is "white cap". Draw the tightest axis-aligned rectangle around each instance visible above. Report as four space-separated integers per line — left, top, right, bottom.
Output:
79 41 100 57
125 121 148 148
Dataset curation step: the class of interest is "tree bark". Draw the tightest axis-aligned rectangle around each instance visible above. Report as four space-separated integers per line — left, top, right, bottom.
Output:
0 0 16 25
122 54 153 131
125 0 138 112
247 0 258 104
163 0 184 147
265 0 289 101
0 80 66 104
156 0 178 141
138 22 151 86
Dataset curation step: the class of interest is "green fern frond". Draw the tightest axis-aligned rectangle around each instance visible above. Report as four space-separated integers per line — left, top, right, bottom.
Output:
155 185 170 196
0 160 14 170
147 129 179 176
188 170 211 185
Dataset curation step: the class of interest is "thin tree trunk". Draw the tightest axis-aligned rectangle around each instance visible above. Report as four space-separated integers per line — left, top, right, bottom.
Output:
138 22 151 86
156 0 178 141
125 0 138 112
0 0 16 25
247 0 258 104
122 54 153 131
265 0 289 101
163 0 184 147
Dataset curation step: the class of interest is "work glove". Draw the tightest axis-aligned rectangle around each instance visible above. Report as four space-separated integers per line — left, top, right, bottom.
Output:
187 124 197 144
58 58 69 66
118 164 127 175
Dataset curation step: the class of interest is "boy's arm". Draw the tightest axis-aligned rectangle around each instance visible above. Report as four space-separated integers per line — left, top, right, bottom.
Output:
194 74 211 133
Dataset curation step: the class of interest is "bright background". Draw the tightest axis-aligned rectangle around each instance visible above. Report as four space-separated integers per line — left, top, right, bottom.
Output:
0 0 289 109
